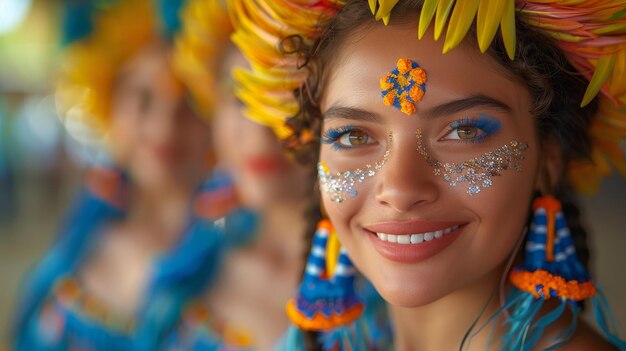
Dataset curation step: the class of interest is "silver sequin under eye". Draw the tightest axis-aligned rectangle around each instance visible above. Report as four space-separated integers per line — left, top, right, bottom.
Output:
415 129 528 195
318 132 392 203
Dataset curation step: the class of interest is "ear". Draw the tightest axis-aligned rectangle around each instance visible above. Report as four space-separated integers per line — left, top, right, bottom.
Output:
535 137 564 194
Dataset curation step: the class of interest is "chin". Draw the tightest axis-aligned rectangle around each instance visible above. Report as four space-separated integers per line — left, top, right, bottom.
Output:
133 166 179 188
240 178 285 205
370 272 452 308
352 252 458 308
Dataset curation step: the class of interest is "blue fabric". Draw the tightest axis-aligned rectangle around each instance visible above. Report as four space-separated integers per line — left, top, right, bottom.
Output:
156 0 187 40
61 0 119 44
14 184 126 349
13 170 258 351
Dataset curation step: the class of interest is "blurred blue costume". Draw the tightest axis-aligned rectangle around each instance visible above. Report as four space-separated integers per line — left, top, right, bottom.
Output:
13 166 257 351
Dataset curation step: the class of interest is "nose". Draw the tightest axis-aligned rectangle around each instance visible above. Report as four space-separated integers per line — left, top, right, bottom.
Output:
375 132 439 212
146 98 188 142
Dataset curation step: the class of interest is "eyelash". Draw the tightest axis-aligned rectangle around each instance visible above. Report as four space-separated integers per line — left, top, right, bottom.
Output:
321 125 361 151
446 114 501 143
321 114 500 149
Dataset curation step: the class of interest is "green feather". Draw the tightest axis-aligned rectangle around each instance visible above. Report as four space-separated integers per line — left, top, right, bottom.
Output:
609 7 626 21
581 54 617 107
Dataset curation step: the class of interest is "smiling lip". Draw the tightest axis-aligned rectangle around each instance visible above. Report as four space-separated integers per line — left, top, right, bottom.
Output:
245 155 286 175
152 145 183 165
364 221 467 263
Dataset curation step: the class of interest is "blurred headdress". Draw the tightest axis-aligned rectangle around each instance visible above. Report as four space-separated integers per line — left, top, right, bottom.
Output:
55 0 230 145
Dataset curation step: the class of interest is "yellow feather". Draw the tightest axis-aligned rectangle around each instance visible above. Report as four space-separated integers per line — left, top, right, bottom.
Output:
382 14 392 25
434 0 454 40
500 0 516 60
418 0 439 39
375 0 400 23
581 54 617 107
476 0 507 53
326 229 341 278
443 0 480 54
369 0 377 15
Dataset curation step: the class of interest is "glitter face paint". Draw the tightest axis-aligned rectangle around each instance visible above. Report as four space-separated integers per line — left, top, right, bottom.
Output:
318 132 392 203
416 128 529 195
380 58 427 115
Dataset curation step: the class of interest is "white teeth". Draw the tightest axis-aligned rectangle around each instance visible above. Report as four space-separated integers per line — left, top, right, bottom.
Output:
375 225 460 244
397 235 410 244
410 234 424 244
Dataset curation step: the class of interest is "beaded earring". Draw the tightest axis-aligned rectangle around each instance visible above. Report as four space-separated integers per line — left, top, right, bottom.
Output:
502 195 625 350
284 219 368 350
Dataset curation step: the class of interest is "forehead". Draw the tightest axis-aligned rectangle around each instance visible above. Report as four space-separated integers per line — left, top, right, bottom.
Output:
117 45 184 97
321 24 530 116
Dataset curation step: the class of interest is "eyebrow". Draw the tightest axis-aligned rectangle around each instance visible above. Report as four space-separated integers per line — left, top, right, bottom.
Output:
322 94 512 122
322 106 384 123
421 94 512 119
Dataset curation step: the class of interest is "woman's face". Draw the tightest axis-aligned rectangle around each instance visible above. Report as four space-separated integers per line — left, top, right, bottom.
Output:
211 47 309 209
109 45 211 189
319 24 541 307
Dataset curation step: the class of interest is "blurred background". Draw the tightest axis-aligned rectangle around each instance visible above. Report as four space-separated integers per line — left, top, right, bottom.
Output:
0 0 624 349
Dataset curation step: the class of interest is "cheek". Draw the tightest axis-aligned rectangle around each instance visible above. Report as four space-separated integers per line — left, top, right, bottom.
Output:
108 114 141 164
212 112 242 165
455 149 539 269
320 174 374 253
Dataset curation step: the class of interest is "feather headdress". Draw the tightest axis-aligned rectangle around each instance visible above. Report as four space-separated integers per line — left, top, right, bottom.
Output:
229 0 626 194
172 0 233 117
55 0 225 146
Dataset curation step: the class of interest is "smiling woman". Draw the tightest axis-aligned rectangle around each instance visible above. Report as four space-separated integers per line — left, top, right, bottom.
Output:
229 0 626 350
317 21 541 316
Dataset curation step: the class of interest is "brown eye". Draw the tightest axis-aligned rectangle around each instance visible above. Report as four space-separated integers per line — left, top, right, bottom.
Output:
340 130 370 146
455 126 478 139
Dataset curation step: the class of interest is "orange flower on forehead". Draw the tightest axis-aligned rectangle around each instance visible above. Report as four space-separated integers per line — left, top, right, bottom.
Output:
380 58 427 115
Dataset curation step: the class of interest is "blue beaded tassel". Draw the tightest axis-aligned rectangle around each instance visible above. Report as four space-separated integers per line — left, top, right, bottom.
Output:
284 219 368 351
500 195 626 350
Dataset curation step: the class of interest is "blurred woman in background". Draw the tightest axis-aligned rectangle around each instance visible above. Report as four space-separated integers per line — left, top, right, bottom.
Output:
163 1 312 349
12 1 255 349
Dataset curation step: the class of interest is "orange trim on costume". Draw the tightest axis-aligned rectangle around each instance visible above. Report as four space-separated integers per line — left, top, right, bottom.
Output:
285 299 364 331
223 323 255 347
55 277 82 304
86 167 125 208
533 196 562 262
509 269 596 301
182 301 210 326
193 186 239 220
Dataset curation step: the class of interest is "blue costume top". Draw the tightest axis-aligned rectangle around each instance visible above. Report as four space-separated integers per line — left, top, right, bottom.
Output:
13 167 257 351
163 220 392 351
